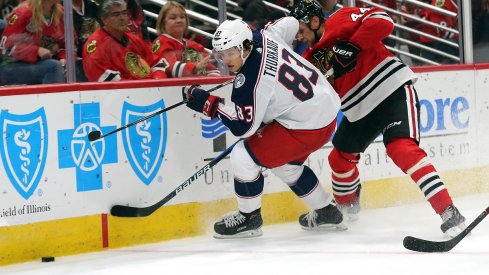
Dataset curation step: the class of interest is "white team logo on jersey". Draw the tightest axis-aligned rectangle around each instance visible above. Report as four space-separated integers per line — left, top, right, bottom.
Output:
235 73 245 88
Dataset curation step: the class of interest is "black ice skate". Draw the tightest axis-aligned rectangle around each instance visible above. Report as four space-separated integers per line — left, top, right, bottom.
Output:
337 185 361 222
214 209 263 239
440 204 466 237
299 202 347 231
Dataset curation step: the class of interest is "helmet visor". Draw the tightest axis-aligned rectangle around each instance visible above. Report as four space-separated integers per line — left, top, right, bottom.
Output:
213 46 241 63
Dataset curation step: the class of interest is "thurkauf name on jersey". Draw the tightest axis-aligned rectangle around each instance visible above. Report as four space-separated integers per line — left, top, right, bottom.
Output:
263 38 279 77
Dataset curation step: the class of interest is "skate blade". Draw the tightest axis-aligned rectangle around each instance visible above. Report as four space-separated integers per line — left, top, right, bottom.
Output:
213 228 263 239
301 222 348 232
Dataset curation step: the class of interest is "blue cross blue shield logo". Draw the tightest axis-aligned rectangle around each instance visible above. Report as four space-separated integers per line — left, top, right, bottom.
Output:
57 103 118 192
122 100 167 186
0 108 48 200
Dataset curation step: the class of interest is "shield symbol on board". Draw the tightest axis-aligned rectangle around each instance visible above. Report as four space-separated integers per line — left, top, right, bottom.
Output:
0 108 48 200
122 100 167 186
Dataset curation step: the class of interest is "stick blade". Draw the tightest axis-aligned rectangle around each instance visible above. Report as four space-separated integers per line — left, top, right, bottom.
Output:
88 131 101 141
110 204 155 217
111 205 145 217
403 236 452 252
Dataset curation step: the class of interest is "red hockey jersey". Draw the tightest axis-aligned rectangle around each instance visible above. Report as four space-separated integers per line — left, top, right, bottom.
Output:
419 0 458 43
302 7 416 122
82 28 167 82
0 4 67 63
152 34 220 78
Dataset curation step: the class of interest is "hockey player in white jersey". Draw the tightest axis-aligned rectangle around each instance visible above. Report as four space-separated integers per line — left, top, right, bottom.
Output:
183 18 344 239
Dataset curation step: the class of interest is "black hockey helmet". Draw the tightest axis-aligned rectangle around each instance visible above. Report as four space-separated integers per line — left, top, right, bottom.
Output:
290 0 325 25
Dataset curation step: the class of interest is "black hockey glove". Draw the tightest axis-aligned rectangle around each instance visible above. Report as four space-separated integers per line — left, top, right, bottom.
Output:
330 40 361 79
183 85 222 119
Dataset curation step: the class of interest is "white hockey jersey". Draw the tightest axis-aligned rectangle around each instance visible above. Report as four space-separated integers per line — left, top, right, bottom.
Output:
216 17 341 138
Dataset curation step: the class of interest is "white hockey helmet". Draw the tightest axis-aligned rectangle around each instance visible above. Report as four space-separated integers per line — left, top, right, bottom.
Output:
212 19 253 53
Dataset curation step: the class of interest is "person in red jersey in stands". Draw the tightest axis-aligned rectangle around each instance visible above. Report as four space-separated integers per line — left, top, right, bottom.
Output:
0 0 66 85
82 0 166 82
151 1 220 78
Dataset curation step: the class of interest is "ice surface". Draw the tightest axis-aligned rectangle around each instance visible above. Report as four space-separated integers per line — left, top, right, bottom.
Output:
1 193 488 275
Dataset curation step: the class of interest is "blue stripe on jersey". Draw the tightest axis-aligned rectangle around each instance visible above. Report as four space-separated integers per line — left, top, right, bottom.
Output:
219 48 263 137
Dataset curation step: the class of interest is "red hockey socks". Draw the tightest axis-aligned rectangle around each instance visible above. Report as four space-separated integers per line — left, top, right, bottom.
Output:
328 148 361 204
386 138 452 214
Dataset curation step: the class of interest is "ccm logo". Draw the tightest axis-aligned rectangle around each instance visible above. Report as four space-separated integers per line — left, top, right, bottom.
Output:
333 46 353 57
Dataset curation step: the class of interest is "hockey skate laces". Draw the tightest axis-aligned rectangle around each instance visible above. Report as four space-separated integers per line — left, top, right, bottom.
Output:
304 211 318 228
222 212 246 228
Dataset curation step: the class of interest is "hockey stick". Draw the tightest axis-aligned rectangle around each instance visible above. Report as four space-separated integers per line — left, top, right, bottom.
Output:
88 101 186 141
110 139 240 217
403 206 489 252
88 78 235 141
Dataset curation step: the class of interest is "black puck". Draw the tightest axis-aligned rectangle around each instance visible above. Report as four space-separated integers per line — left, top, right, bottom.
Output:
41 256 55 262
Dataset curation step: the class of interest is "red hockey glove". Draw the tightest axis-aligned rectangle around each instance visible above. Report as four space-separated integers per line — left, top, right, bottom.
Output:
183 85 222 119
330 40 361 79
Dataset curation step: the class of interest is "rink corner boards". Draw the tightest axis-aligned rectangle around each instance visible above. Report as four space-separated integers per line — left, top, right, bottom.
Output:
1 166 488 266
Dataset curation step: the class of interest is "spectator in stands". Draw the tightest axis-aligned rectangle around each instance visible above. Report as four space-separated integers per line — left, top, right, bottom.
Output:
73 0 100 81
418 0 459 64
318 0 341 16
152 1 220 78
395 1 426 65
82 0 166 81
0 0 66 85
125 0 150 42
1 0 21 36
236 0 271 29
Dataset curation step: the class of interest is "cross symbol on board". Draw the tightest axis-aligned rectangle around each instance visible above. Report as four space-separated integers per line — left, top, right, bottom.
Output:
57 103 118 192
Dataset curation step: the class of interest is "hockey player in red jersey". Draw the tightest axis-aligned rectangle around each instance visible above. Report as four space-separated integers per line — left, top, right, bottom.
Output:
290 0 466 236
183 18 346 238
82 0 167 82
